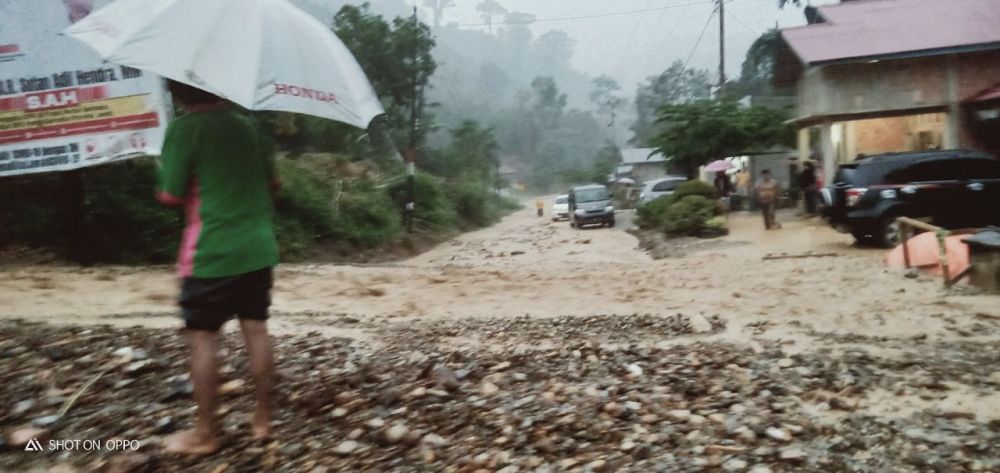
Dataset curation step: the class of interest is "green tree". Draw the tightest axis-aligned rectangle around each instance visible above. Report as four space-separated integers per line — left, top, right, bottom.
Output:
476 0 507 33
736 28 780 97
650 100 793 178
535 30 575 72
526 76 567 161
631 61 712 146
334 3 437 148
590 75 625 127
587 142 622 184
434 120 500 184
476 61 511 102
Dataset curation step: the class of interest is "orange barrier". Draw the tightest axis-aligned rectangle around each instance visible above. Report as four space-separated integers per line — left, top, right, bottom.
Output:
886 232 970 281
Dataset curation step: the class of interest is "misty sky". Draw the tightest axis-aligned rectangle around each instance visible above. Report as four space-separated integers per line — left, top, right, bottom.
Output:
293 0 841 94
427 0 839 89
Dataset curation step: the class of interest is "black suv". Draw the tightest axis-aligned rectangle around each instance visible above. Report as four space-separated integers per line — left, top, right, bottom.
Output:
822 150 1000 247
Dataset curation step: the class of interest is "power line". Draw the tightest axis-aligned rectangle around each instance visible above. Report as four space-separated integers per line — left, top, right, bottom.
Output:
647 0 698 78
683 8 717 71
612 0 660 91
729 11 761 36
450 1 717 28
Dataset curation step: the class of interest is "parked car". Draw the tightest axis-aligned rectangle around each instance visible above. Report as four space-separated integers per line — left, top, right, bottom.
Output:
638 176 687 205
552 194 569 221
569 184 615 228
822 149 1000 247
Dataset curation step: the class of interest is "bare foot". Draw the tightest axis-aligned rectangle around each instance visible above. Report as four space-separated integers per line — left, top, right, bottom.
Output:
251 410 271 440
162 429 219 456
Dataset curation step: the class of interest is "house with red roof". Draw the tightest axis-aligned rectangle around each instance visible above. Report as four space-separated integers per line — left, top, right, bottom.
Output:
775 0 1000 182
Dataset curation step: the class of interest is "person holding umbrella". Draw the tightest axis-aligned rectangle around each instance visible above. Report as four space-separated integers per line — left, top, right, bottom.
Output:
156 80 280 454
65 0 386 456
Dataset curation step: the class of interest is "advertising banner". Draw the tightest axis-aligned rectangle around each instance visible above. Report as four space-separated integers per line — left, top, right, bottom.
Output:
0 0 170 177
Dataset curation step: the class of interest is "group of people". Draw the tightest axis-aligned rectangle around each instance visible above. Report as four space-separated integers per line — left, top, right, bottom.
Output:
712 160 823 230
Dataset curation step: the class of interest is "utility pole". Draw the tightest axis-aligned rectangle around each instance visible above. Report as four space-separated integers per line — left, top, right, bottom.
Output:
718 0 726 95
406 3 419 233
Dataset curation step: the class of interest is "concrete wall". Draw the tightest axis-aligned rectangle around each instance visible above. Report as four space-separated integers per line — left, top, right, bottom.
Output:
632 162 668 184
795 50 1000 182
796 50 1000 121
848 113 946 158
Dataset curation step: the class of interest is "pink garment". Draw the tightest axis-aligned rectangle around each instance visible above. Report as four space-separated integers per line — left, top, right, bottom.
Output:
177 180 202 278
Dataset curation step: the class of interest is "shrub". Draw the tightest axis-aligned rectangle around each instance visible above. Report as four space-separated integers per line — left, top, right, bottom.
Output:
446 181 521 229
272 160 337 258
82 162 183 263
275 160 402 254
334 185 401 248
448 181 495 229
0 160 181 264
635 197 673 230
662 195 716 236
389 172 458 232
705 215 727 230
670 180 718 203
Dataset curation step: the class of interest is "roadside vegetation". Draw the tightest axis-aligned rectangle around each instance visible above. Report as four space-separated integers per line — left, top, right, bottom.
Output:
635 181 726 237
0 3 795 264
0 4 529 265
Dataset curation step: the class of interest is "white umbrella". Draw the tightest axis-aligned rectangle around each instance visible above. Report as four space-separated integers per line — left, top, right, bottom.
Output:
64 0 384 129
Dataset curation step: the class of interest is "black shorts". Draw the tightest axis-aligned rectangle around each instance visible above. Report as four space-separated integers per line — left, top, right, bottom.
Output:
179 267 273 331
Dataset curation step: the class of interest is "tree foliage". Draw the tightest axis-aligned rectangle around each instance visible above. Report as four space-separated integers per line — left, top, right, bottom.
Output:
651 100 793 178
476 0 507 31
430 120 500 184
334 3 437 147
535 31 575 72
631 61 712 146
590 75 625 128
740 29 780 94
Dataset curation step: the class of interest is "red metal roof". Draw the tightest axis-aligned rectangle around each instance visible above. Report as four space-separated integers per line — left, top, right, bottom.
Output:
781 0 1000 65
966 83 1000 103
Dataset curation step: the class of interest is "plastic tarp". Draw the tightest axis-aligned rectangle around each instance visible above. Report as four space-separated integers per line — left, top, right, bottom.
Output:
885 232 970 280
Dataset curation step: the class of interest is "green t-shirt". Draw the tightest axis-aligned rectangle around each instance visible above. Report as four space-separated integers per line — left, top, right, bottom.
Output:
157 109 279 278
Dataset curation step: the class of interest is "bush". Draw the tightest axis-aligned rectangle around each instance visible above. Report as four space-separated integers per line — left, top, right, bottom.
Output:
447 181 520 229
389 172 458 232
635 197 673 230
272 160 337 258
705 215 727 230
275 160 402 254
334 184 401 248
670 180 717 203
448 181 495 229
662 195 716 236
82 162 184 263
0 160 182 264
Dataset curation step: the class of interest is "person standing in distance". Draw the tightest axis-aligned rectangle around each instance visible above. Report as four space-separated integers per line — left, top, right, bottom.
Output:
156 80 280 455
755 169 782 230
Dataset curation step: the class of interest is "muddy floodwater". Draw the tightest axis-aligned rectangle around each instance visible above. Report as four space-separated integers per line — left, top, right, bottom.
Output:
1 207 998 471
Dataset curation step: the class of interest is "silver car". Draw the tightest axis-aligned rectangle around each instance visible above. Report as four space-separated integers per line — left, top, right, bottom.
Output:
639 176 687 205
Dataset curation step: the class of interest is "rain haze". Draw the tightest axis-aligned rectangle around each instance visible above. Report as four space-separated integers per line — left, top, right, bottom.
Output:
3 0 1000 470
297 0 839 93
